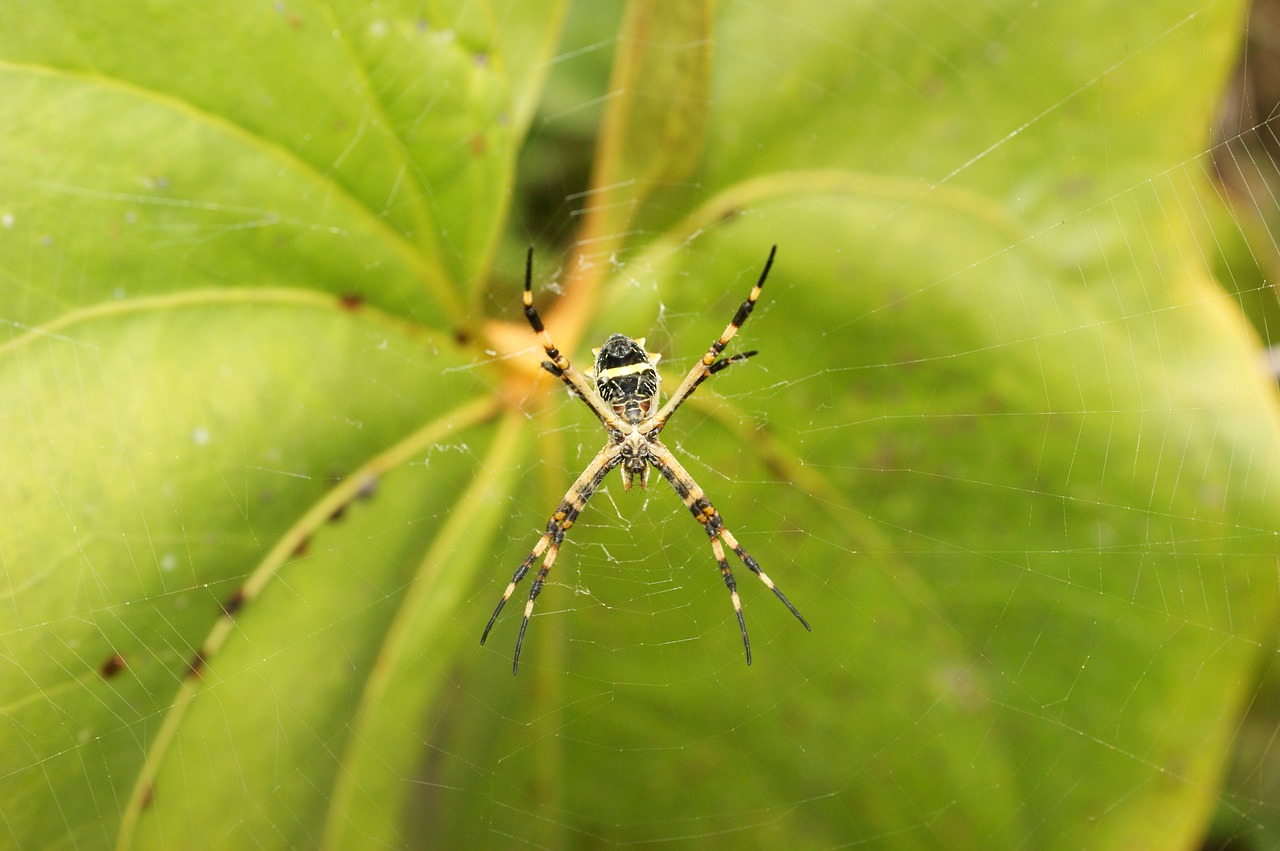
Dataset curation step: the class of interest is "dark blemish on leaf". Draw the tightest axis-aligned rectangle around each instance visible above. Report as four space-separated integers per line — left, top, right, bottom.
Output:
716 206 742 224
338 293 364 311
328 503 348 523
293 537 311 558
469 133 486 156
222 589 247 618
356 476 379 501
186 650 206 679
1058 174 1093 199
99 653 127 679
454 328 471 345
139 783 155 810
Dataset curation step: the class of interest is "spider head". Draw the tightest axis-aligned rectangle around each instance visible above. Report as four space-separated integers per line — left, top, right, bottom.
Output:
591 333 661 424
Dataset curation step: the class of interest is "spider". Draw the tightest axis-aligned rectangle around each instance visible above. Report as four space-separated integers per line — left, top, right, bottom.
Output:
481 246 810 673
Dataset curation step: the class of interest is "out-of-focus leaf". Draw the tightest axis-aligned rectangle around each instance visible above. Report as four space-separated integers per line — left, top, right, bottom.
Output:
0 298 495 848
0 0 521 325
583 0 713 244
119 411 525 850
426 183 1280 846
0 2 565 848
703 2 1241 269
6 0 1280 849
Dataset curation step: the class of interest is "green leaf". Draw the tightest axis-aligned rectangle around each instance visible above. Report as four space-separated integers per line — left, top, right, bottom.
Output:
0 2 553 847
5 1 1280 849
0 297 496 848
583 0 713 245
0 0 520 325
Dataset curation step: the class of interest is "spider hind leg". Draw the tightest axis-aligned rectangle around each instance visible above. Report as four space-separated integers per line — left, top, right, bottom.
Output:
650 443 809 665
482 447 620 673
481 514 571 675
699 505 811 664
719 525 811 632
708 530 753 664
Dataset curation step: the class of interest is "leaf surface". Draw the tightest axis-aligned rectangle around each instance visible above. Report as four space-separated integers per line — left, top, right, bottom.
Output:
3 1 1278 849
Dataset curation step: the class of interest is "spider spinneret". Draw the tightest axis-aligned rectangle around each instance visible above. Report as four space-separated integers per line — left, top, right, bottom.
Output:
481 246 810 673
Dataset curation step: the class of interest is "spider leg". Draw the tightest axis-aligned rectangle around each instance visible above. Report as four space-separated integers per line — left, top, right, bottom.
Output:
643 245 776 436
675 349 759 404
648 441 809 665
522 247 624 428
482 443 622 674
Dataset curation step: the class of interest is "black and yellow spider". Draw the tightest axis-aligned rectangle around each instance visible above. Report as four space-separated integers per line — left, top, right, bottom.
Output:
482 246 810 673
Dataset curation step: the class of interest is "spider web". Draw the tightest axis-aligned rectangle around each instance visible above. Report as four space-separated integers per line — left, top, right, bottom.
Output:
3 1 1280 849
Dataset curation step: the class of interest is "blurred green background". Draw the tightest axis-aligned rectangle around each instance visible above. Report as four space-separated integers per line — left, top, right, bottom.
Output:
3 1 1280 848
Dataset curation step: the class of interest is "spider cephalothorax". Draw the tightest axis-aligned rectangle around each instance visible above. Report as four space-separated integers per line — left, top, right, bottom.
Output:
482 246 810 673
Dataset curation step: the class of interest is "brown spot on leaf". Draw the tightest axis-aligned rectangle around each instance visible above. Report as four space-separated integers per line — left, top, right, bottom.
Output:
99 653 127 679
222 589 246 617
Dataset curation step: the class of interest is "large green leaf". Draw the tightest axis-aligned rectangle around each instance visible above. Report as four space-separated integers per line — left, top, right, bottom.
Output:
3 1 1278 849
0 0 522 324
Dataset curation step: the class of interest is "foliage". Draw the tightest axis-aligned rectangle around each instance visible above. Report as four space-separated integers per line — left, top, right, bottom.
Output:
2 1 1278 848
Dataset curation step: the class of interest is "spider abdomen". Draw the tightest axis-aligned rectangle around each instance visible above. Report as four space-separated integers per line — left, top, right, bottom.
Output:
593 333 660 423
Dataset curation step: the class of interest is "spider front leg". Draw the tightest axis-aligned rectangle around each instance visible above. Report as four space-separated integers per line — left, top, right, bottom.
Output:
521 247 624 428
649 442 809 665
644 245 776 436
482 444 621 674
